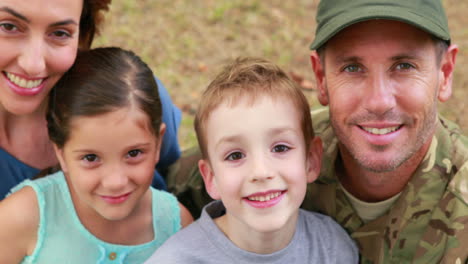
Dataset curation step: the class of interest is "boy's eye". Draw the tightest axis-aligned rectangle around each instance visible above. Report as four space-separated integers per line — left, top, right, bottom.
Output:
83 154 98 162
226 151 245 161
272 144 290 153
127 149 142 158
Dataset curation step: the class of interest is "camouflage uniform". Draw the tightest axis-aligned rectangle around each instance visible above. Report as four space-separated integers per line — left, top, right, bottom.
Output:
302 108 468 264
167 108 468 263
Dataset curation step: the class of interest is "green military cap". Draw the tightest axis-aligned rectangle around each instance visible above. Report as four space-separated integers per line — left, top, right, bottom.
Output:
310 0 451 50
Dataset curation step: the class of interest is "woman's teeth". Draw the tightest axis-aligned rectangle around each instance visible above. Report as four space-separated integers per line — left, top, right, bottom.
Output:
6 72 43 89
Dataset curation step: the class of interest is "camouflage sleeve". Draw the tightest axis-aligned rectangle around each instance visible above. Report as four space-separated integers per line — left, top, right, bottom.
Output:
166 147 213 219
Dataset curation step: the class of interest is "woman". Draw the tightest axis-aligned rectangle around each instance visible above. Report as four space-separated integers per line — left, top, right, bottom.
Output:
0 0 181 198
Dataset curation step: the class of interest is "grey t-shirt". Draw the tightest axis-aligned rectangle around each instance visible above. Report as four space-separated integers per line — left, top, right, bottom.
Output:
146 201 358 263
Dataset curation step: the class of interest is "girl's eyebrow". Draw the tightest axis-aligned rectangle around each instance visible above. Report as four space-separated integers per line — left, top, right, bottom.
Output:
0 6 29 22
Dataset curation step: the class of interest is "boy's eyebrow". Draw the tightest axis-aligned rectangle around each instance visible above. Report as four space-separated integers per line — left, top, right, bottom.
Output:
215 127 298 149
0 7 29 22
215 135 242 149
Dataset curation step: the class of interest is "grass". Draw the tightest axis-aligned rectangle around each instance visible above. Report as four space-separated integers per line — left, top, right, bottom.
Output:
93 0 468 150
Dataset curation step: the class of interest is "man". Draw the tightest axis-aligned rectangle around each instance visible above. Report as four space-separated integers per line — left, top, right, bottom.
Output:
302 0 467 263
168 0 468 263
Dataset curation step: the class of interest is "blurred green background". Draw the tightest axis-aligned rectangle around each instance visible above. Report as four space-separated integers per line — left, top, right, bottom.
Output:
94 0 468 151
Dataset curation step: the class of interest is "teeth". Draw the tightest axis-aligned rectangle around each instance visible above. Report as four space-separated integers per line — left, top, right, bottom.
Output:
247 191 281 202
362 126 399 135
6 72 43 89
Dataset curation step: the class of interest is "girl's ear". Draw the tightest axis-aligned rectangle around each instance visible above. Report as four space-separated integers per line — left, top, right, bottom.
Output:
199 159 221 200
306 136 323 183
53 144 68 173
154 123 167 163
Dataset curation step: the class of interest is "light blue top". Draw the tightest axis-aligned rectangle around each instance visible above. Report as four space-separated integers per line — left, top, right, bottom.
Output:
11 171 181 264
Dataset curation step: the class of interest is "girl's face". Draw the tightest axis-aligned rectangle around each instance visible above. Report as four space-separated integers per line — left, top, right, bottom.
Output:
0 0 82 116
54 107 165 222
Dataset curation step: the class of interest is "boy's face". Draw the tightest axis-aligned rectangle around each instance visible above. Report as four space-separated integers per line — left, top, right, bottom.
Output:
199 95 322 236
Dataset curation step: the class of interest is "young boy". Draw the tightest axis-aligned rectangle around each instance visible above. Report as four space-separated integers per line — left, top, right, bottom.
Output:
146 58 358 263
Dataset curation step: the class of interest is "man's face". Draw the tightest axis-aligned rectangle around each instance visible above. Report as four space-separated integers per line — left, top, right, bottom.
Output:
312 20 454 173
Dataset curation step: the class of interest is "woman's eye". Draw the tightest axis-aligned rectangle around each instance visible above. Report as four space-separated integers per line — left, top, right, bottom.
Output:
128 149 142 158
51 30 71 39
226 152 244 161
83 154 98 162
272 145 290 153
0 23 18 33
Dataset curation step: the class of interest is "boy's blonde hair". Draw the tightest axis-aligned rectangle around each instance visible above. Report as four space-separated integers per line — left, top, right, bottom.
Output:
194 57 314 159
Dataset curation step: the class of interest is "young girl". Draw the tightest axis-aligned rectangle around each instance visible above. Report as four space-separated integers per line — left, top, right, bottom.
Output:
0 47 192 263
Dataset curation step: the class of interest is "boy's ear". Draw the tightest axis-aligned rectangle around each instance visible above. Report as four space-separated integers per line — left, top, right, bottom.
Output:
306 136 323 183
154 123 167 163
53 144 68 173
199 159 221 200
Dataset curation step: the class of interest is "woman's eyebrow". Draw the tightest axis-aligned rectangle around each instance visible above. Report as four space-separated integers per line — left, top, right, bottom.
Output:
0 7 29 23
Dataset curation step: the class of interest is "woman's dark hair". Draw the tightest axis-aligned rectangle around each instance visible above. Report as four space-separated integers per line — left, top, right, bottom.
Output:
79 0 112 49
47 47 162 149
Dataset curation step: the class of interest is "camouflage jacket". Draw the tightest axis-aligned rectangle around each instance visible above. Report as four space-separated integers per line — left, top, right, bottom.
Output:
302 108 468 264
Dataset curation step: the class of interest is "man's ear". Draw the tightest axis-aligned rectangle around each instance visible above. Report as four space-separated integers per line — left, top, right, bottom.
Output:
438 44 458 102
310 51 329 106
53 144 68 173
306 136 323 183
154 123 167 163
199 159 221 200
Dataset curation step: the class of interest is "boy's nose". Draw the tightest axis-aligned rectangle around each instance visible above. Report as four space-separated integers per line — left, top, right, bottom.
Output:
250 155 275 182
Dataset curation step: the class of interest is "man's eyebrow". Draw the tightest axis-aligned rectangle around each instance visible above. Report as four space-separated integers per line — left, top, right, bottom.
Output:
332 55 362 65
391 54 420 61
0 7 29 23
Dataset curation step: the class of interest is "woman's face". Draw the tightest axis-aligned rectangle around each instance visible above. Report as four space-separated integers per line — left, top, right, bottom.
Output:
0 0 82 116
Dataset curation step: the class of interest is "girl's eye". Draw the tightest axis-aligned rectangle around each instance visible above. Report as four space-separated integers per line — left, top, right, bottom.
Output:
395 63 414 70
226 151 245 161
343 64 362 73
272 144 290 153
83 154 98 162
127 149 142 158
0 22 18 33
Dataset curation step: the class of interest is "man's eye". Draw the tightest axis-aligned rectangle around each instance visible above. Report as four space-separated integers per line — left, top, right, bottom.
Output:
127 149 142 158
83 154 98 162
272 145 290 153
395 63 414 70
226 152 244 161
343 64 362 73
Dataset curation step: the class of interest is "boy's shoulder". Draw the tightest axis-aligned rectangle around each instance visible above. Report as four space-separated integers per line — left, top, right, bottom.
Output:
145 201 222 263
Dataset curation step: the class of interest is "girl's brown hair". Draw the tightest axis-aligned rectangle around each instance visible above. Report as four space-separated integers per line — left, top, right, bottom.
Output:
47 47 162 149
